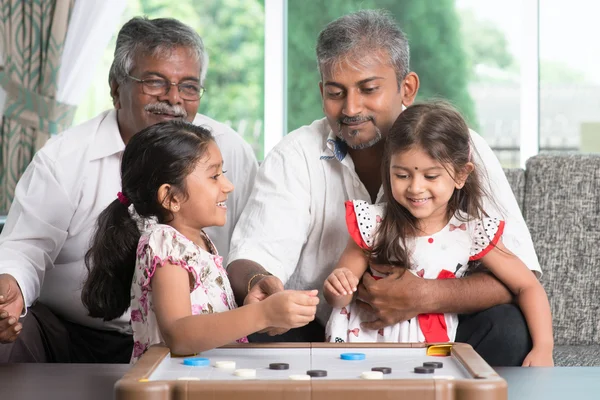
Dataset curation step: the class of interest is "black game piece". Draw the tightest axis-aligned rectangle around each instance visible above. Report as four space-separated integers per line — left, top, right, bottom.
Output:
269 363 290 370
423 361 443 369
306 369 327 377
371 367 392 374
414 366 435 374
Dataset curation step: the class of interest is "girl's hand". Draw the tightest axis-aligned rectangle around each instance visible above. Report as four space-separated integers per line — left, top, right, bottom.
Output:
263 290 319 329
324 268 359 297
522 347 554 367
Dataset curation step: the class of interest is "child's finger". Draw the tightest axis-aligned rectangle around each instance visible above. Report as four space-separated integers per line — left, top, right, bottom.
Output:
295 303 318 317
337 274 354 294
342 270 359 291
331 271 352 294
329 275 349 295
324 280 342 296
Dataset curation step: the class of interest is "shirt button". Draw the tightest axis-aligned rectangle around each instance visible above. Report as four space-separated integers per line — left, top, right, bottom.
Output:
353 179 360 188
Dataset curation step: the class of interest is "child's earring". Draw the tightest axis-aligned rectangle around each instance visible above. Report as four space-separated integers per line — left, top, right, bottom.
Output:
173 205 180 212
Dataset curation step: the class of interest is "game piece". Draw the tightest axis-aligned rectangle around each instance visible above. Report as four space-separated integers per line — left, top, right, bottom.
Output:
371 367 392 374
177 377 200 381
426 344 452 356
183 357 210 367
433 375 455 380
306 370 327 377
361 371 384 380
215 361 236 369
340 352 366 360
234 369 256 378
423 361 443 369
414 366 435 374
269 362 290 370
288 374 311 380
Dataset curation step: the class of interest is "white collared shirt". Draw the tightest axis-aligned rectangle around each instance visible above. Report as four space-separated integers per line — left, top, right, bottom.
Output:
0 110 257 332
228 118 541 324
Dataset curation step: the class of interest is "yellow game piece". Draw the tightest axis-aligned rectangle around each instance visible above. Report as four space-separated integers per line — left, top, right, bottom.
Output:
138 378 149 382
426 344 453 357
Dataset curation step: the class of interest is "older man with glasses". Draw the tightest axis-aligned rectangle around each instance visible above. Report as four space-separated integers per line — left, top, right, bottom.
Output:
0 16 258 363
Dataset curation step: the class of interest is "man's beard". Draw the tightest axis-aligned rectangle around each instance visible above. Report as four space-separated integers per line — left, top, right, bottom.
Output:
336 116 383 150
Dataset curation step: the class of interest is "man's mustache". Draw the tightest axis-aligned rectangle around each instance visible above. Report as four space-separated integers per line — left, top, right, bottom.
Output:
338 115 373 125
144 103 188 118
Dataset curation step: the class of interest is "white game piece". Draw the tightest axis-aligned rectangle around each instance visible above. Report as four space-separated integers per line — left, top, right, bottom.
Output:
288 374 311 380
433 375 455 380
177 377 201 381
361 371 384 380
234 368 256 378
215 361 236 369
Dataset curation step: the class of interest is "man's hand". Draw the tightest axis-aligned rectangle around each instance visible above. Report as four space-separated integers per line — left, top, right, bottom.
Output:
244 275 284 305
0 274 24 343
355 264 428 331
244 275 289 336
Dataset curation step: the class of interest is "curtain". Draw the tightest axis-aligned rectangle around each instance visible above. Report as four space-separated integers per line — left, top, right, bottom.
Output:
0 0 75 213
0 0 126 213
57 0 126 105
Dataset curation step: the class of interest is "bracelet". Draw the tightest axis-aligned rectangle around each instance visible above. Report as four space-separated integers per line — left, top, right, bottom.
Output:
247 272 273 295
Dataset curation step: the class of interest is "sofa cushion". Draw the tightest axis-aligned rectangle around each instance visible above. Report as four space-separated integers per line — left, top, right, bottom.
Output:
523 154 600 346
554 345 600 366
503 168 525 212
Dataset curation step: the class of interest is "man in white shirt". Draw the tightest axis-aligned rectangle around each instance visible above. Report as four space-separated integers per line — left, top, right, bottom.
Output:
228 10 540 366
0 17 257 363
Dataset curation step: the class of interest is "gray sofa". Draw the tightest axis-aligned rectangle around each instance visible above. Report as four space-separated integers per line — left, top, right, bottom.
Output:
505 154 600 366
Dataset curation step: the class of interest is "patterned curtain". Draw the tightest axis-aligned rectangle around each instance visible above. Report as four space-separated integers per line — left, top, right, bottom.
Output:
0 0 75 213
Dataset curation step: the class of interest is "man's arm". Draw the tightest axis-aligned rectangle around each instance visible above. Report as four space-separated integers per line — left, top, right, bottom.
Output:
228 259 278 306
227 141 311 305
0 152 73 341
357 266 512 330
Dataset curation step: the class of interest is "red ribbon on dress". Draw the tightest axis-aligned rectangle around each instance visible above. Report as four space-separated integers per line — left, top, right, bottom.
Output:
418 269 456 343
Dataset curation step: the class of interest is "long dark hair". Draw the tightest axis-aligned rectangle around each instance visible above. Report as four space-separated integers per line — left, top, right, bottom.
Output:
371 101 489 268
81 120 214 321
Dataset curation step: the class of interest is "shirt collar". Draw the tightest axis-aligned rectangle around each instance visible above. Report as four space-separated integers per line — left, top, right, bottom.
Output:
321 127 348 162
89 110 126 161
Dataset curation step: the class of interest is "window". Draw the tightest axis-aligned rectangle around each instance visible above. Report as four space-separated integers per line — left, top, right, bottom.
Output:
540 0 600 154
73 0 266 158
75 1 598 163
287 0 528 167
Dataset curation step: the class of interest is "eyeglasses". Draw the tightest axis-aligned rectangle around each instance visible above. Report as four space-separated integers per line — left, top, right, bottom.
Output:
127 74 205 100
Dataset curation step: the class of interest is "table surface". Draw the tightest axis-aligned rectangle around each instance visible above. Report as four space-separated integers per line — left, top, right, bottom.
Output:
1 363 599 400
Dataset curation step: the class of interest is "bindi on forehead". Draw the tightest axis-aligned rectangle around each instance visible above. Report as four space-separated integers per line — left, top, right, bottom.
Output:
415 167 418 170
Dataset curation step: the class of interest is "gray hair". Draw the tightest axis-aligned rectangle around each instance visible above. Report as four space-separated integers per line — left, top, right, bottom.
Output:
109 17 209 87
316 9 410 87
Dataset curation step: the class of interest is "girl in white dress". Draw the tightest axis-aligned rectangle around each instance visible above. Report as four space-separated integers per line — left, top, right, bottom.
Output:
82 121 318 363
324 102 554 367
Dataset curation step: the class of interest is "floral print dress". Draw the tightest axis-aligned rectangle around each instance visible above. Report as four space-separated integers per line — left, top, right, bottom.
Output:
130 223 247 363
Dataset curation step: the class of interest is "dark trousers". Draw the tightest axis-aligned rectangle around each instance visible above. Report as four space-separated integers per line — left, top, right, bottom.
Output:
0 302 133 363
249 304 532 367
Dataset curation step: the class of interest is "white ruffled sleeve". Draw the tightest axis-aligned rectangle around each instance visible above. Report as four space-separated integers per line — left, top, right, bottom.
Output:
345 200 386 249
469 217 505 261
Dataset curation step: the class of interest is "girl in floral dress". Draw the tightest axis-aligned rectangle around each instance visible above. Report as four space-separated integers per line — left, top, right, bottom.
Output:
82 121 318 363
323 102 554 366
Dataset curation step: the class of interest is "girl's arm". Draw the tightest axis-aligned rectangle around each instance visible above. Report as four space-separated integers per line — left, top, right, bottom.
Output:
480 239 554 364
151 262 318 355
324 237 369 308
